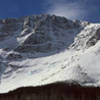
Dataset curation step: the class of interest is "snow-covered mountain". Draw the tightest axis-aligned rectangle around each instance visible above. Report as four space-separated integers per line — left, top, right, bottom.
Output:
0 14 100 93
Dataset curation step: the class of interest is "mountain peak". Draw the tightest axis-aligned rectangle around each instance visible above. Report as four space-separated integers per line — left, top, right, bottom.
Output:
0 14 100 93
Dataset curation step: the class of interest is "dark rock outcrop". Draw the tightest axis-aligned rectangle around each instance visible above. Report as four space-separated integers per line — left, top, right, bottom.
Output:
0 82 100 100
86 28 100 47
6 52 22 60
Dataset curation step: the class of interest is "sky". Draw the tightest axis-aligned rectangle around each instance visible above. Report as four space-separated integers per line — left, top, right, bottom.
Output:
0 0 100 22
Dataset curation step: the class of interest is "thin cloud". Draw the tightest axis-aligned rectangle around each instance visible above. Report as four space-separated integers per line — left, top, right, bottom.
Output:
44 0 87 20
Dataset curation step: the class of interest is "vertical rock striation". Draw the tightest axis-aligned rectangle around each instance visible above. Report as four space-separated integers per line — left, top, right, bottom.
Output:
0 82 100 100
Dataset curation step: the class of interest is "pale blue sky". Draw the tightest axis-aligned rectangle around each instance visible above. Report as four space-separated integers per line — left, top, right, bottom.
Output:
0 0 100 22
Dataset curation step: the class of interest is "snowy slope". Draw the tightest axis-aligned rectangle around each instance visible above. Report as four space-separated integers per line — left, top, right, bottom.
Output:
0 15 100 93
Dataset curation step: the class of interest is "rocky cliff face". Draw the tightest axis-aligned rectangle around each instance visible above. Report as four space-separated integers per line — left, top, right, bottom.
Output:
0 15 82 52
0 82 100 100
